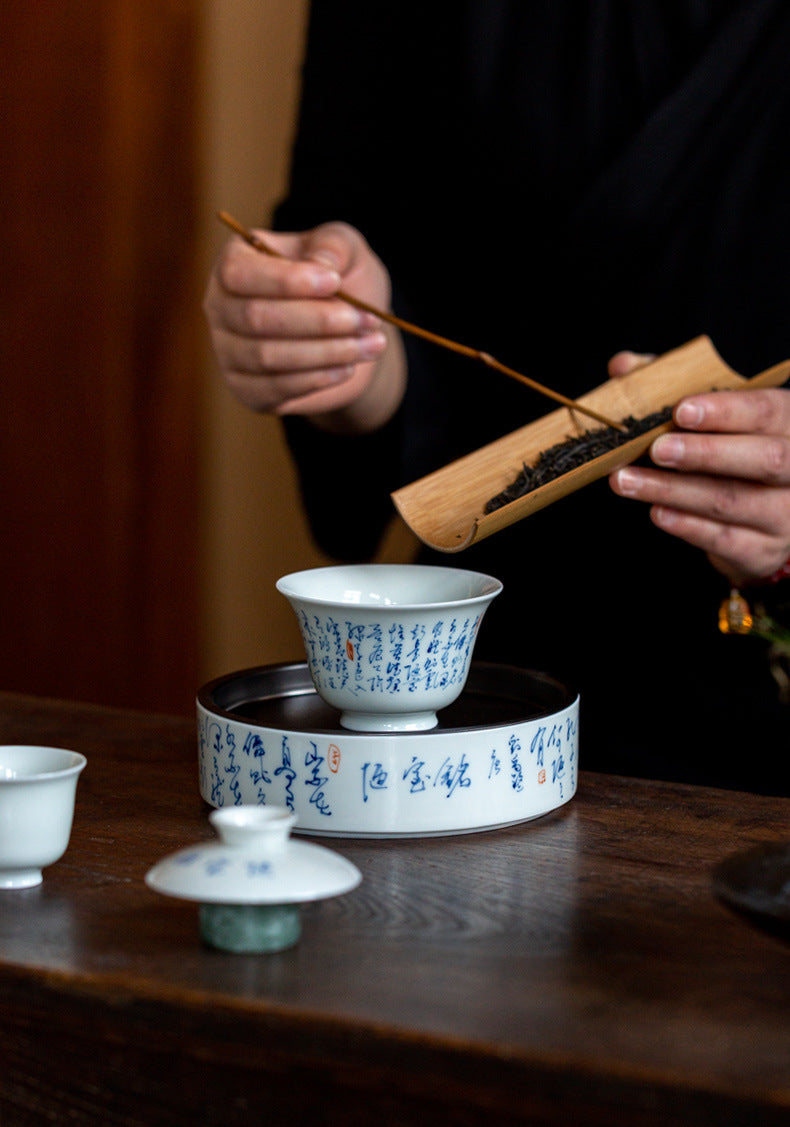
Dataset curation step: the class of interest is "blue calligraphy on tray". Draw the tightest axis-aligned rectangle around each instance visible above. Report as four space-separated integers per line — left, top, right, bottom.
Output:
361 761 389 804
304 742 332 816
200 719 244 807
518 716 579 799
509 733 525 793
363 752 472 804
242 731 272 802
201 706 579 814
274 736 297 812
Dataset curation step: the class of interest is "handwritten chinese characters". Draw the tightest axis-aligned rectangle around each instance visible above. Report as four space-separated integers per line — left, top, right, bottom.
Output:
199 709 578 832
297 612 481 700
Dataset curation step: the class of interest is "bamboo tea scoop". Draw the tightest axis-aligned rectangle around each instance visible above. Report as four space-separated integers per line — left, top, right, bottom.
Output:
391 336 790 553
217 211 624 432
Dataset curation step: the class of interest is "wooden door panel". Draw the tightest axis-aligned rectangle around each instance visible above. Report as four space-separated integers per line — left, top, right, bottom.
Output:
0 2 201 714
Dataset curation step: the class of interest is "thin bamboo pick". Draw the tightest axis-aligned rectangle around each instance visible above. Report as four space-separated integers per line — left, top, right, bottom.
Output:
217 211 626 432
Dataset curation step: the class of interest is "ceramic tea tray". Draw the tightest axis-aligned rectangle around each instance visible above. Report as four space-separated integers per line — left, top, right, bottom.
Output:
198 661 578 838
391 336 790 552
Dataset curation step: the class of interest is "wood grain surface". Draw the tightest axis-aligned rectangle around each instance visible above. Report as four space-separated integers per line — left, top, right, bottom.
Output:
0 691 788 1126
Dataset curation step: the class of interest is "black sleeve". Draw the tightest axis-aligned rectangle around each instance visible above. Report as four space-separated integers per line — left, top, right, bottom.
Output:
273 1 467 560
282 412 403 563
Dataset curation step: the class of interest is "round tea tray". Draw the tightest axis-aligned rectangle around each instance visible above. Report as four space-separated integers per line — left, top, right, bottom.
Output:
197 661 579 838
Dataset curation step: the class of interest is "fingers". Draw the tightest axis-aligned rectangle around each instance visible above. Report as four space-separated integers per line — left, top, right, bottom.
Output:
219 328 387 408
211 320 387 377
650 430 790 485
650 389 790 484
649 501 790 585
214 293 379 341
610 464 790 580
203 222 392 415
611 464 784 535
671 387 790 437
607 350 656 378
298 221 371 275
224 363 365 416
650 506 786 586
212 230 342 300
609 387 790 582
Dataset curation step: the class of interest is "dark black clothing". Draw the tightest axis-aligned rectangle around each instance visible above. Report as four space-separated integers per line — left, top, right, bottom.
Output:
276 1 790 793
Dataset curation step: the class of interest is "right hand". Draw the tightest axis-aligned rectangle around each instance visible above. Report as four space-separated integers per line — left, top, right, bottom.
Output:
203 221 406 430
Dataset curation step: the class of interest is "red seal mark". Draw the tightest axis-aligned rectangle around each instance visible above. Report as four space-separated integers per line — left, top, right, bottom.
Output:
346 640 354 661
328 744 341 773
538 769 546 785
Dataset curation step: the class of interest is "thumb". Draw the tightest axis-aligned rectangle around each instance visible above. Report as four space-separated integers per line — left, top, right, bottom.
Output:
301 221 370 279
607 350 656 378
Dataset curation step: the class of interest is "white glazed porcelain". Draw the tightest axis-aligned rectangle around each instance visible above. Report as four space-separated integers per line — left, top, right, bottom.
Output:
0 745 86 889
145 806 361 904
276 564 503 732
198 662 579 838
146 806 362 952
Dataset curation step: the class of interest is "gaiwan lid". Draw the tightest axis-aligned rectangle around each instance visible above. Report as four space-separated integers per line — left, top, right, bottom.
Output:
145 805 362 905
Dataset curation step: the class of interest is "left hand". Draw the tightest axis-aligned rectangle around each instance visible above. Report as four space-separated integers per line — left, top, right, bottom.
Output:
607 352 790 587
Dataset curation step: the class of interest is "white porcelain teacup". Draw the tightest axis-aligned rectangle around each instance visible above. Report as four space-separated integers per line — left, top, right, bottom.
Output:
277 563 502 731
0 745 86 889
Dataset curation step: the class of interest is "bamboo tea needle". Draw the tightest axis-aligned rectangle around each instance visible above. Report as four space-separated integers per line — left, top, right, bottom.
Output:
217 212 626 432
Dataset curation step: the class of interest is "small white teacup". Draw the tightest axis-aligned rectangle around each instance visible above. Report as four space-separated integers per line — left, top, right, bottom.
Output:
277 563 502 732
0 745 86 889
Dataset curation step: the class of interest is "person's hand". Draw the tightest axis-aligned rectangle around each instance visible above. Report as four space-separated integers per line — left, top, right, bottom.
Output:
203 221 406 432
608 351 790 586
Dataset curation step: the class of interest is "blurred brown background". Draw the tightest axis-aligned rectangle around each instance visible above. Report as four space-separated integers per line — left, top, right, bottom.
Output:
0 0 413 717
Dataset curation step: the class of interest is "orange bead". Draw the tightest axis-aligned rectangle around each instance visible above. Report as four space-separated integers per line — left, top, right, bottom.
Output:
718 590 753 635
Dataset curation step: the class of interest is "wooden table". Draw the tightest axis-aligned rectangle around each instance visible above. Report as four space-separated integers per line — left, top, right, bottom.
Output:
0 690 788 1126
